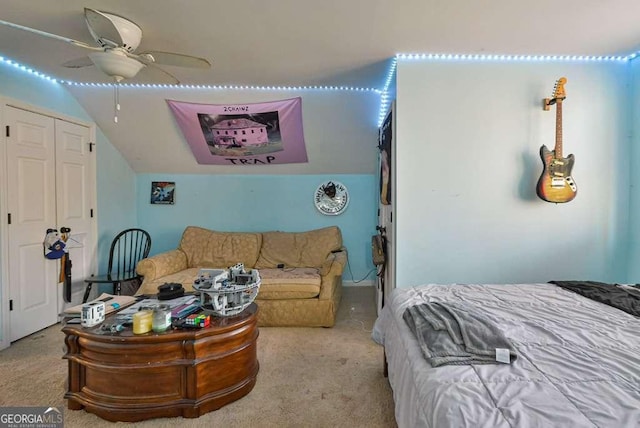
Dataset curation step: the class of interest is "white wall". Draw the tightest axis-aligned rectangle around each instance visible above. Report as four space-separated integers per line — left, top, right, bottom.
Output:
395 59 631 287
67 86 381 175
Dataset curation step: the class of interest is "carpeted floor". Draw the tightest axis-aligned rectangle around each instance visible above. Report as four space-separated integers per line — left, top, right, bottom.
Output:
0 286 397 427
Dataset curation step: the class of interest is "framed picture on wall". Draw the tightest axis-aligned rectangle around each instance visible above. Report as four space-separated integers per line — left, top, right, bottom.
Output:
150 181 175 205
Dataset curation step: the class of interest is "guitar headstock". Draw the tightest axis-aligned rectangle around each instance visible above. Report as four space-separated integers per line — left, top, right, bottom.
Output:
552 77 567 101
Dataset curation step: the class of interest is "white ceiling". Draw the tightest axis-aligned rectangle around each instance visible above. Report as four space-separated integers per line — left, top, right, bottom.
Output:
2 0 640 89
2 0 640 172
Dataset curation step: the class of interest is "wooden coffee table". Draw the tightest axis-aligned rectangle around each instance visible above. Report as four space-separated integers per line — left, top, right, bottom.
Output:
62 303 259 422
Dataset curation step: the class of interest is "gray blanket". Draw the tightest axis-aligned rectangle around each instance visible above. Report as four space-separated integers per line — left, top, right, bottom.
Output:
550 280 640 317
403 302 516 367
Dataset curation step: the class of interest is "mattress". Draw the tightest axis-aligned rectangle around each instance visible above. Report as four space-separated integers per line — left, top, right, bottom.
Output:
372 283 640 428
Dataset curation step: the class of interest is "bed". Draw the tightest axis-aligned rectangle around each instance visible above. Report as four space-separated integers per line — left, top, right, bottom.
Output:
372 283 640 428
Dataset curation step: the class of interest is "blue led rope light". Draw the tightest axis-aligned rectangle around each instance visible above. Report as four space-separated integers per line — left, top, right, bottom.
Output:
395 53 630 62
377 57 398 127
62 80 380 93
0 55 58 82
377 52 638 125
4 51 640 130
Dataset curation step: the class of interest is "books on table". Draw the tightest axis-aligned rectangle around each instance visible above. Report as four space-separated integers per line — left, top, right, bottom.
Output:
114 294 199 323
62 293 199 324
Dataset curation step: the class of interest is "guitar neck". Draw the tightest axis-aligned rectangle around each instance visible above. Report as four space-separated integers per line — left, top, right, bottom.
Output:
555 100 563 158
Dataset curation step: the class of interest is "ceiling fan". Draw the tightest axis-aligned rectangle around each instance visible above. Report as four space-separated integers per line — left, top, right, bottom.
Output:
0 7 211 84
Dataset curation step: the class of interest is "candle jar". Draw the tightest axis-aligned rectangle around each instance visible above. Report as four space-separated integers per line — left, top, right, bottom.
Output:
132 310 153 334
152 305 172 333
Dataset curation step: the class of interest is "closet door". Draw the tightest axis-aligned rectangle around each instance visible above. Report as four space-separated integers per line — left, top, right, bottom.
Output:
55 119 94 311
6 107 58 341
6 107 95 342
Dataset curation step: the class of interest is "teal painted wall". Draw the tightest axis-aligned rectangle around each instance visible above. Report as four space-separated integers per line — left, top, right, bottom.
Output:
137 174 378 282
94 127 137 273
0 65 90 119
628 60 640 282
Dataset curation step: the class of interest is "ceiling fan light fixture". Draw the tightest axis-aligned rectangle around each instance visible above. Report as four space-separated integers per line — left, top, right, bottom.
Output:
0 8 209 86
88 52 144 81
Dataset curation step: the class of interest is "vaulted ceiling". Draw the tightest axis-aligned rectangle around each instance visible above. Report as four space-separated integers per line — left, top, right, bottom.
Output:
2 0 640 172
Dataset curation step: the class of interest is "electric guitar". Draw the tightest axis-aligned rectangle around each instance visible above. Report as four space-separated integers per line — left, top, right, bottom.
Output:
536 77 577 203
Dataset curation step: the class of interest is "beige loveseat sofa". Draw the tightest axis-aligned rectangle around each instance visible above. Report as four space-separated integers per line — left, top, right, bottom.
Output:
136 226 347 327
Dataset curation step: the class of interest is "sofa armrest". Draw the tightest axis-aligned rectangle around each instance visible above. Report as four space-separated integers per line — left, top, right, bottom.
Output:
136 249 188 282
319 249 347 276
318 249 347 300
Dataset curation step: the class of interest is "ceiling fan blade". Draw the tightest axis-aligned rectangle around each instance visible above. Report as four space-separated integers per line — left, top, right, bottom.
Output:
132 63 180 85
85 8 126 48
0 18 102 51
136 51 211 69
62 56 95 69
84 8 143 52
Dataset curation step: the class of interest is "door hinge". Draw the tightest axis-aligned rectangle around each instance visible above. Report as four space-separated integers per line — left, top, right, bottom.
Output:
5 126 9 137
7 213 11 225
90 208 94 218
9 300 13 311
89 142 94 152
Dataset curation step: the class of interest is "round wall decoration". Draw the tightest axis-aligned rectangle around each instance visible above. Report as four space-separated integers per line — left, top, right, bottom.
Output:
314 181 349 215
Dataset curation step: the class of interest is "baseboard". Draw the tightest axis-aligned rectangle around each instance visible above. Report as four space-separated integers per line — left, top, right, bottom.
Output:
343 280 375 287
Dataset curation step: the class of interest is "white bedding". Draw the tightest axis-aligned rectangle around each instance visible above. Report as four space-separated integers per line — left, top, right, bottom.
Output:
372 283 640 428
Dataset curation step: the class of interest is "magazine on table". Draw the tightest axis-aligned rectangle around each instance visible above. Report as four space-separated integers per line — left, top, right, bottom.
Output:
62 293 137 317
116 294 198 315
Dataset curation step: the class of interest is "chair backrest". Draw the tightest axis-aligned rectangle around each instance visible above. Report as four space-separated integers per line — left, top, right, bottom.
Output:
107 228 152 275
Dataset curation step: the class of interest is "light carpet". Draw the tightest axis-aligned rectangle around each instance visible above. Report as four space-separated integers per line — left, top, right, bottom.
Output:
0 286 396 427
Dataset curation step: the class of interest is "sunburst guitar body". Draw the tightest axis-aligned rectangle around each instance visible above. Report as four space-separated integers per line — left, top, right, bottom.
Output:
536 77 577 203
536 146 577 203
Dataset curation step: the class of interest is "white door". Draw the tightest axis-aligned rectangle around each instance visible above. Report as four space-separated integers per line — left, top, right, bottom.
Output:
6 107 58 341
55 119 94 310
6 107 95 341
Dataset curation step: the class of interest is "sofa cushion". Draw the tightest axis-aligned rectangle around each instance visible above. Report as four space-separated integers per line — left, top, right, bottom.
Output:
179 226 262 269
255 226 342 269
257 268 321 299
144 267 320 300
